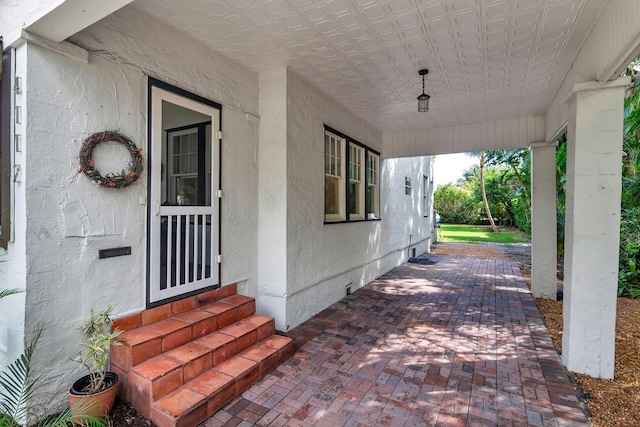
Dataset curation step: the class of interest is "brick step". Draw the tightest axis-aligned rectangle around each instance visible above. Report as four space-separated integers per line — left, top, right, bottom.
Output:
150 335 294 427
110 285 294 427
126 314 276 415
112 293 256 372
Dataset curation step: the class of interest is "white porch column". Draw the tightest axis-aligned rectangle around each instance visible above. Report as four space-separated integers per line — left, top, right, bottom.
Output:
562 78 629 379
529 142 558 299
257 68 289 331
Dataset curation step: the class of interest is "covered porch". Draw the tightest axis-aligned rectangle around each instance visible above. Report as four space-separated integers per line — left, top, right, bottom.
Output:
207 250 588 426
2 1 640 421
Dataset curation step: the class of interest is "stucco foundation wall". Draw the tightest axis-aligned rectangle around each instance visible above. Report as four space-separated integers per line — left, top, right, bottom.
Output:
284 69 433 330
20 6 260 410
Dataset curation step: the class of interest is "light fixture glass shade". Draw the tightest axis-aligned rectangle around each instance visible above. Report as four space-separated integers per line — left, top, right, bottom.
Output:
417 93 430 112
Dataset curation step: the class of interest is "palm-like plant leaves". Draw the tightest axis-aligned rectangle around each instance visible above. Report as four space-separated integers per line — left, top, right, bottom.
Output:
0 327 43 425
0 325 108 426
40 404 107 427
0 289 22 300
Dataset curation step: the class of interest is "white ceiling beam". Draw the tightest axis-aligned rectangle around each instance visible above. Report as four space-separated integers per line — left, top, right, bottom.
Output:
26 0 133 42
382 115 545 159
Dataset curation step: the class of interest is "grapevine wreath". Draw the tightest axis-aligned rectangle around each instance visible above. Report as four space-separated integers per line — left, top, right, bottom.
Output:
78 131 143 189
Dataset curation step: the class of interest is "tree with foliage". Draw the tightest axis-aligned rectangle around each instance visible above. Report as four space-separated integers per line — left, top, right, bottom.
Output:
555 135 567 255
468 152 499 233
485 149 531 210
484 148 532 233
618 57 640 296
433 182 479 224
434 161 530 231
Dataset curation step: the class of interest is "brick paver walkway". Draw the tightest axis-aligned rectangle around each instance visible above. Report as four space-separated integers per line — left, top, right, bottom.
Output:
202 255 590 426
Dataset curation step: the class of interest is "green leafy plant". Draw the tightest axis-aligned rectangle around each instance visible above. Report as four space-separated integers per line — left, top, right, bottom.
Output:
0 326 42 426
0 289 22 299
74 306 124 393
619 208 640 297
0 291 106 426
39 402 108 427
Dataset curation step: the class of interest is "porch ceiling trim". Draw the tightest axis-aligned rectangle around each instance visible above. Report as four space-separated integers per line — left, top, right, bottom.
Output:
25 0 134 43
383 115 544 159
545 0 640 141
20 31 89 64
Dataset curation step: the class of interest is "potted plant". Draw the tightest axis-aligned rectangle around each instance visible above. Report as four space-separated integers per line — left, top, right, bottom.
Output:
68 305 124 419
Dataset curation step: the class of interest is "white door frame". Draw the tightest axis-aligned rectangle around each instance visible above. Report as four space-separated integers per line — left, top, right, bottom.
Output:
148 80 221 305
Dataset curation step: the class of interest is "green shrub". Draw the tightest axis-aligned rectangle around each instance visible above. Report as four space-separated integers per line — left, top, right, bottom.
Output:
619 207 640 297
434 184 480 224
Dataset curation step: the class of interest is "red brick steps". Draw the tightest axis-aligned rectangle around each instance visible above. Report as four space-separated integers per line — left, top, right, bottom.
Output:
111 285 294 427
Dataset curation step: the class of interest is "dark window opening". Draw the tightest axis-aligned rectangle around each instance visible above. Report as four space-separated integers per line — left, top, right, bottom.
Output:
1 45 11 249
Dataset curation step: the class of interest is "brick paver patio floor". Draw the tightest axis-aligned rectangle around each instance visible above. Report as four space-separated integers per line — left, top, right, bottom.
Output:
202 255 590 426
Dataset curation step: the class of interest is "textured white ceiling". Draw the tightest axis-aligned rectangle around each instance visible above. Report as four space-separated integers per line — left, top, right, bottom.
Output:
132 0 595 132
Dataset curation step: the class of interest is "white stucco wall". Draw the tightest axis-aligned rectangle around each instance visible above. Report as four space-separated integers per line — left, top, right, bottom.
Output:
68 5 261 298
282 69 434 330
23 43 147 408
15 5 260 410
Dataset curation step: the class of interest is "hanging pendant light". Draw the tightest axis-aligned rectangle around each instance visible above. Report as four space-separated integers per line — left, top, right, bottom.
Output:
417 69 430 112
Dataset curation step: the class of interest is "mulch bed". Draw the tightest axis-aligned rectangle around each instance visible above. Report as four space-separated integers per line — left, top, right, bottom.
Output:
109 398 154 426
431 241 640 427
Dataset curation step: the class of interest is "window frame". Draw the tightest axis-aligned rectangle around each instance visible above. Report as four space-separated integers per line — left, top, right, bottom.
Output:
324 125 381 224
324 130 346 221
165 121 212 206
423 174 431 218
0 45 12 249
367 152 380 219
348 142 365 220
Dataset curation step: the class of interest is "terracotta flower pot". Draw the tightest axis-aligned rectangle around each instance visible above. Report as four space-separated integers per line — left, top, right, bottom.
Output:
68 372 119 419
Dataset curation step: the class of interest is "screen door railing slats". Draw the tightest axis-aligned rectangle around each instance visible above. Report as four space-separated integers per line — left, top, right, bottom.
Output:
175 215 182 287
193 214 199 281
159 213 213 294
166 216 173 288
184 214 191 284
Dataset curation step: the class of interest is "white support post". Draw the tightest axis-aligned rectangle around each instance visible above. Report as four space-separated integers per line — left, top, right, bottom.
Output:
562 78 629 379
530 142 558 300
257 68 289 331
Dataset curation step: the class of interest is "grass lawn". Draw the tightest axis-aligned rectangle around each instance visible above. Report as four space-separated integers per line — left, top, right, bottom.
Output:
439 224 529 244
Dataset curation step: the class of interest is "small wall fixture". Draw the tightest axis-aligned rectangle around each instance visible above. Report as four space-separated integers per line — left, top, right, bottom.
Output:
417 69 430 112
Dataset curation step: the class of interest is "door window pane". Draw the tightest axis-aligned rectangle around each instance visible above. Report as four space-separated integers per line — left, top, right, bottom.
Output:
161 100 212 206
